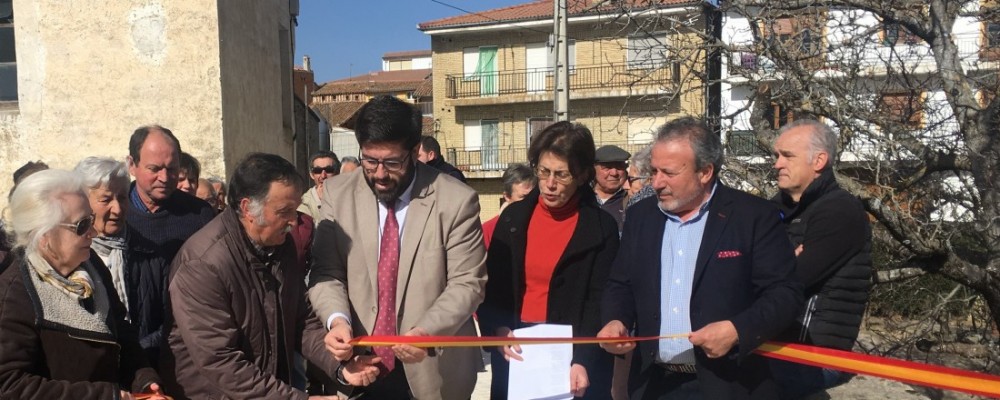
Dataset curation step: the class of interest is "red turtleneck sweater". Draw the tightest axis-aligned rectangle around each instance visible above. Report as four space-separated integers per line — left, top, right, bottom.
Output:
520 195 580 323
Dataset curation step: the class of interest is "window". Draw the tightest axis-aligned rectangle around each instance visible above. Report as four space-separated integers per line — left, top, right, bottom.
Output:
727 130 768 156
878 92 924 129
988 22 1000 47
627 33 668 69
762 16 824 66
983 21 1000 61
546 39 576 71
1 0 16 103
526 117 553 144
763 102 794 130
464 119 501 169
463 46 497 96
882 22 921 46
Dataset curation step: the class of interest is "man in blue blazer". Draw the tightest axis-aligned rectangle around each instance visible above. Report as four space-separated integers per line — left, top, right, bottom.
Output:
597 117 803 399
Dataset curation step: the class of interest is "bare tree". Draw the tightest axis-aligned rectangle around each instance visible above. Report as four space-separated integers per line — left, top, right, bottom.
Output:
591 0 1000 363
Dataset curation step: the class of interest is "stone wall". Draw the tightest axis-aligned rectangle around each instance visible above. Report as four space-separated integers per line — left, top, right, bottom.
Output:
0 0 295 211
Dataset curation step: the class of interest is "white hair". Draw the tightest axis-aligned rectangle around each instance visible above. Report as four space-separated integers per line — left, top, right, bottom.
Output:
778 119 838 168
630 144 653 176
7 170 88 256
74 156 130 194
247 197 267 226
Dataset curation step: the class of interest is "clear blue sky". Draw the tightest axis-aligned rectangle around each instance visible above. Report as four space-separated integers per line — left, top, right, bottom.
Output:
295 0 517 84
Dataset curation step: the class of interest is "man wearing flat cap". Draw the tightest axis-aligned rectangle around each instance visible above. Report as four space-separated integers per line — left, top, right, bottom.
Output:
594 145 631 231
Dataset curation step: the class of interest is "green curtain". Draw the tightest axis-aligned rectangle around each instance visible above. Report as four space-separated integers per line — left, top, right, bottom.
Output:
475 47 497 96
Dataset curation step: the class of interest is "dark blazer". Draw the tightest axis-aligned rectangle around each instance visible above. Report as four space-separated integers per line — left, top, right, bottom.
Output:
602 183 802 399
480 189 619 399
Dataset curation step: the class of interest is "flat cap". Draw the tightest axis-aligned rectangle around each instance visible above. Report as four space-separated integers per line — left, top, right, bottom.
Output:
595 145 631 163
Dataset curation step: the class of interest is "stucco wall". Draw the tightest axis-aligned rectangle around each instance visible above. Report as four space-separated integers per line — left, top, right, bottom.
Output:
0 0 296 212
0 0 225 210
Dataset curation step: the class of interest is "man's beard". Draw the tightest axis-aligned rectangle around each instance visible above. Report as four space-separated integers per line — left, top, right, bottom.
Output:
366 164 416 204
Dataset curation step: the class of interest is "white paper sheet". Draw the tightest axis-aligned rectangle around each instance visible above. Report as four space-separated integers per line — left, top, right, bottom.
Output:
507 323 574 400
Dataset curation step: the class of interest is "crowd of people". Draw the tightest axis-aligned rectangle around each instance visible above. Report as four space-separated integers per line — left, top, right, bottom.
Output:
0 94 872 400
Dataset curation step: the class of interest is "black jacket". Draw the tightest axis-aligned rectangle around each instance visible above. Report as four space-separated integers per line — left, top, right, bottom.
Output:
773 169 872 350
603 184 802 399
425 157 467 183
124 186 216 364
480 189 619 399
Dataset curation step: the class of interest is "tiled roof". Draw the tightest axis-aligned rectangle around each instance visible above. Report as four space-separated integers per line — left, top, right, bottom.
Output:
383 50 432 59
328 69 431 84
412 75 434 99
419 0 697 31
311 102 367 128
422 117 436 135
314 69 432 96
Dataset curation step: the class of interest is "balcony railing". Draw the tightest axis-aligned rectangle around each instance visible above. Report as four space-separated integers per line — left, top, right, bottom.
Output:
446 142 657 172
446 135 772 172
445 63 677 100
728 37 986 77
726 131 770 157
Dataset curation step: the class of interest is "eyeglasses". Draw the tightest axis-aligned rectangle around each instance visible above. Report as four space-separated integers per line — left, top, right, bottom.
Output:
311 166 337 175
627 176 649 184
59 214 95 236
535 166 574 185
360 152 410 173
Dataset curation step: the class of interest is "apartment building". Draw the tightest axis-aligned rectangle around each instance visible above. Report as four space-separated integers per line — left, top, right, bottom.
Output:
419 0 710 218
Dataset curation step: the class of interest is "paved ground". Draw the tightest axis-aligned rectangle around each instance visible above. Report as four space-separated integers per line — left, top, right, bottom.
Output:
470 364 982 399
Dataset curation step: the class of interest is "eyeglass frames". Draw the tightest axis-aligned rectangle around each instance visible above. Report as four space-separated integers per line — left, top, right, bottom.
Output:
59 214 95 236
359 152 411 173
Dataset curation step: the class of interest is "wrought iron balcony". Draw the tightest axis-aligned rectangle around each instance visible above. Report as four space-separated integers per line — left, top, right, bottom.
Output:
446 142 656 172
444 63 678 100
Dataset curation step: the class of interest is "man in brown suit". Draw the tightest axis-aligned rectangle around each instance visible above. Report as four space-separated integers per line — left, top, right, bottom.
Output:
161 153 379 399
308 95 487 399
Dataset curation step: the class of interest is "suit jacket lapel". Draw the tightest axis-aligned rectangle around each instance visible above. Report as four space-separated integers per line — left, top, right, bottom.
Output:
554 200 604 273
506 192 535 296
353 175 381 296
693 184 733 292
396 166 434 312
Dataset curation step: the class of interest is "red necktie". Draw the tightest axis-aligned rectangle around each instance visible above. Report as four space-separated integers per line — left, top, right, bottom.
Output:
373 203 400 374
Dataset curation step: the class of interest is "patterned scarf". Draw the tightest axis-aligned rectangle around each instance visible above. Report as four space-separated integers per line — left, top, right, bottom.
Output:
91 234 129 316
27 251 93 301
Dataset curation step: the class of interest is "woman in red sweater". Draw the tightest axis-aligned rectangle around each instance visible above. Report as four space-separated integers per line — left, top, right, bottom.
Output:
479 122 621 399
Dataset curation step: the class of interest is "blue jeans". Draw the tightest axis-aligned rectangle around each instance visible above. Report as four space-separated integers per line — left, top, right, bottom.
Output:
769 358 851 399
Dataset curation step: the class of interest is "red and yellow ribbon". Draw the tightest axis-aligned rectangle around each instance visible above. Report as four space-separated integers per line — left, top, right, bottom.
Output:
351 335 1000 398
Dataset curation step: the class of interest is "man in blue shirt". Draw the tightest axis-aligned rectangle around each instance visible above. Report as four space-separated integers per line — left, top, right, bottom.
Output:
598 117 802 399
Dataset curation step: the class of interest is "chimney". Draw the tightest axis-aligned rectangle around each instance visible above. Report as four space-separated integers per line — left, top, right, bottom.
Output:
303 55 312 72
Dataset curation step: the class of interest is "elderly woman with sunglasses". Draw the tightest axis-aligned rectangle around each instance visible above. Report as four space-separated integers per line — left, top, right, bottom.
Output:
479 122 620 399
0 170 164 400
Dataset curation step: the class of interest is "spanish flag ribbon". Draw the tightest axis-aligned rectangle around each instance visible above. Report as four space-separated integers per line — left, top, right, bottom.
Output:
758 341 1000 399
351 333 688 347
350 335 1000 398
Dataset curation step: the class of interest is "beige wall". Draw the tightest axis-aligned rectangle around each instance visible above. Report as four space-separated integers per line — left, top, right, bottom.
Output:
0 0 294 210
427 12 706 220
429 15 707 157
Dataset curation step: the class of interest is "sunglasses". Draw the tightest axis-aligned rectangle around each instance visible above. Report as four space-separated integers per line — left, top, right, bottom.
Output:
59 214 95 236
311 166 337 174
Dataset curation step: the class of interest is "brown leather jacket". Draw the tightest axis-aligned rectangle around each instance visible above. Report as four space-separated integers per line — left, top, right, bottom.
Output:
160 210 338 400
0 250 160 400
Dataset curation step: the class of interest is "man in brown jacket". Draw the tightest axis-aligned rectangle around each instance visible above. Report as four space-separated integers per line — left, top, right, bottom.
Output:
160 153 380 399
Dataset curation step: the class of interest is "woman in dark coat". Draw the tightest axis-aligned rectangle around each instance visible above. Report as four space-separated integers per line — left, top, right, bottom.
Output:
0 169 163 400
479 122 620 399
